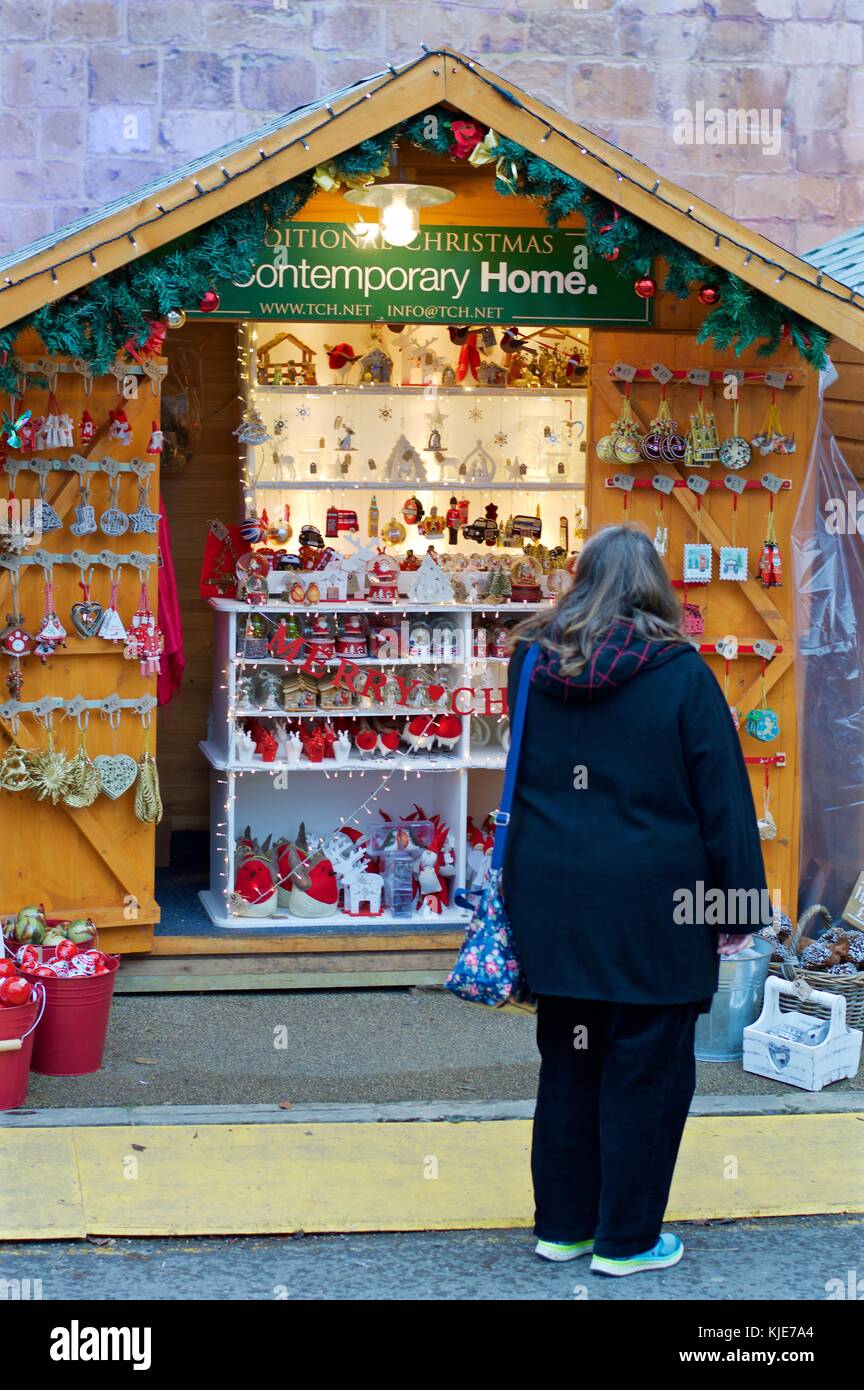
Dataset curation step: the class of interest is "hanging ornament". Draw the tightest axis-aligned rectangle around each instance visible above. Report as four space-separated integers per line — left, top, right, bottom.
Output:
124 581 164 676
146 421 163 455
634 275 657 299
401 494 425 526
605 391 643 464
757 767 777 841
42 392 74 449
1 407 31 450
681 601 704 636
34 415 51 451
640 391 687 463
746 660 780 742
446 496 462 546
166 309 186 330
198 290 221 313
233 404 271 445
70 573 105 638
684 397 721 466
4 656 23 700
33 462 63 532
63 716 100 809
752 394 795 455
99 469 130 536
128 466 160 535
757 500 782 588
698 284 721 306
107 402 133 446
97 574 128 643
719 397 751 470
79 409 97 448
32 573 67 661
0 615 32 658
0 741 32 792
456 331 482 382
29 726 74 805
70 468 97 536
134 723 163 824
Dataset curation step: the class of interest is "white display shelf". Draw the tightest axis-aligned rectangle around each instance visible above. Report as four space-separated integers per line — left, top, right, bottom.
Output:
198 890 471 933
254 479 585 491
233 705 444 720
202 740 471 774
254 384 586 397
466 750 507 769
232 655 476 668
214 598 550 614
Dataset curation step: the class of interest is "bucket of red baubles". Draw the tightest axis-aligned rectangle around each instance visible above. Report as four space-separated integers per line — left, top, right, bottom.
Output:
1 904 120 1104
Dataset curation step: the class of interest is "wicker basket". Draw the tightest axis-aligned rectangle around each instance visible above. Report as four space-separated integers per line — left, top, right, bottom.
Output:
767 904 864 1031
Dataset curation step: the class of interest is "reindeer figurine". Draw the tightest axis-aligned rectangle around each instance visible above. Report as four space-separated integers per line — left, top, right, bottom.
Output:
324 832 384 916
234 727 257 764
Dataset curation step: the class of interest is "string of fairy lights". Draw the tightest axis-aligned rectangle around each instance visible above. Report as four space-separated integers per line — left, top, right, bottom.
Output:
0 48 859 327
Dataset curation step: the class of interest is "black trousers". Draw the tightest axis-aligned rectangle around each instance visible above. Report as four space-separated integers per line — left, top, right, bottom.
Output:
532 995 699 1258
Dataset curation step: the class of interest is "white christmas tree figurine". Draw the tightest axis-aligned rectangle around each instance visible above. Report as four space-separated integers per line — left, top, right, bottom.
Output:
409 553 454 604
383 433 427 483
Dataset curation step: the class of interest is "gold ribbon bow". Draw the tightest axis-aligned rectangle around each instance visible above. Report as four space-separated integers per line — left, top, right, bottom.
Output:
313 160 390 193
467 129 518 188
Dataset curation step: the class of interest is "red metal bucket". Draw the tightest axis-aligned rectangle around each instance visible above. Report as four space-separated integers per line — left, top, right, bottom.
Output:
23 958 119 1077
0 988 45 1109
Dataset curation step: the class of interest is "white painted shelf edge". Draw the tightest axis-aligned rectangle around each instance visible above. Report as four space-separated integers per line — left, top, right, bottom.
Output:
198 890 471 933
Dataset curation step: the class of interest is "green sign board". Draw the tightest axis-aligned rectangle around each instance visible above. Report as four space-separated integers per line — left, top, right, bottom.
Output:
189 221 650 327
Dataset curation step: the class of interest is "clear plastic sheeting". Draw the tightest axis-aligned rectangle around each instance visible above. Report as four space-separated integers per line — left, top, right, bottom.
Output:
792 382 864 916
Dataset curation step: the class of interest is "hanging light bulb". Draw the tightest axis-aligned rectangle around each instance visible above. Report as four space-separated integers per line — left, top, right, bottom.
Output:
344 182 454 249
379 189 420 247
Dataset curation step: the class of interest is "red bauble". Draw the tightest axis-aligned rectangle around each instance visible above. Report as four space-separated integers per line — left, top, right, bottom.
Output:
634 275 657 299
698 284 721 306
198 289 221 313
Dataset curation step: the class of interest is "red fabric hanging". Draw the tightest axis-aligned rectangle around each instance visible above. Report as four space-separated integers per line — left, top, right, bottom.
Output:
157 494 185 706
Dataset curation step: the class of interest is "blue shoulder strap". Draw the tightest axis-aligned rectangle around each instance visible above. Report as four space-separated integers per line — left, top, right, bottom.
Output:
491 642 541 871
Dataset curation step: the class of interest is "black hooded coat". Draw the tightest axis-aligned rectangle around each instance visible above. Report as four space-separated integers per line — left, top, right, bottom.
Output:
502 624 769 1006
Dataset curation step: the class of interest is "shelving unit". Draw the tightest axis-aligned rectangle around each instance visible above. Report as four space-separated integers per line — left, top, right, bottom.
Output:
198 320 581 934
201 598 530 931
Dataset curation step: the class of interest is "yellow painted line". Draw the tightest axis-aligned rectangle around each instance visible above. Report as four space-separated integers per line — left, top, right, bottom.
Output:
1 1114 862 1239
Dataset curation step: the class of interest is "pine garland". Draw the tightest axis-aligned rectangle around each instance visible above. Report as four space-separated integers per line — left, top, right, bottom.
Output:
0 106 828 395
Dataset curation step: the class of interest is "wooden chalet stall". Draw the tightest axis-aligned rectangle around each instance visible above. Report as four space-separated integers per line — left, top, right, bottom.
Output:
0 51 862 988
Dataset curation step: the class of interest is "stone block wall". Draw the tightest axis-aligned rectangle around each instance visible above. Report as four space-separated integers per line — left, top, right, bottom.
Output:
0 0 861 261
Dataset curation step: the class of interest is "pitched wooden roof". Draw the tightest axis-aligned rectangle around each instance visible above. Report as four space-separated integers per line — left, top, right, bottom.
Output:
806 224 864 297
2 48 862 350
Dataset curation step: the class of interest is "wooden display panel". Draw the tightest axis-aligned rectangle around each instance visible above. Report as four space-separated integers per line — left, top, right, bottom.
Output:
0 337 162 953
586 330 819 915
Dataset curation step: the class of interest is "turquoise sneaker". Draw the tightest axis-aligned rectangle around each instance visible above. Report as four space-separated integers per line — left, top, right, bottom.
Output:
590 1233 683 1277
535 1238 594 1262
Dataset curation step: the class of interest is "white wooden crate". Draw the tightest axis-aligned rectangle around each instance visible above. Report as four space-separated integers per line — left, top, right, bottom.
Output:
744 977 862 1091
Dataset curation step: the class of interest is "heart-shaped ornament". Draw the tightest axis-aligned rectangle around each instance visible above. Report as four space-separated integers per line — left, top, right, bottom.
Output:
93 754 138 800
427 683 446 702
71 601 105 638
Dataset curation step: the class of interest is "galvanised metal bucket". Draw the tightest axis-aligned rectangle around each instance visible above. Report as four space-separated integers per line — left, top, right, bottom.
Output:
695 937 773 1062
